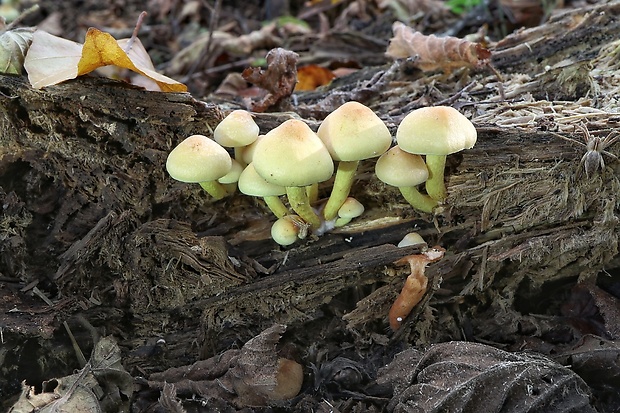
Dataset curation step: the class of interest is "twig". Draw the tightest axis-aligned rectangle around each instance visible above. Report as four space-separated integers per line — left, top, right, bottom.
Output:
183 0 222 81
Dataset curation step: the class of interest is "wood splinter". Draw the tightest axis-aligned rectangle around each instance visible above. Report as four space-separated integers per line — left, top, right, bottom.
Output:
389 246 446 330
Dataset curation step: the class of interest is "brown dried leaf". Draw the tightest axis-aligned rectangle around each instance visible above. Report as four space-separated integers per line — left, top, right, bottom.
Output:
242 47 299 112
386 21 491 73
226 324 286 405
554 335 620 411
379 342 597 412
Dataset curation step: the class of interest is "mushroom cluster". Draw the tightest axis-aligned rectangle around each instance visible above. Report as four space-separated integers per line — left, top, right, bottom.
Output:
166 104 477 245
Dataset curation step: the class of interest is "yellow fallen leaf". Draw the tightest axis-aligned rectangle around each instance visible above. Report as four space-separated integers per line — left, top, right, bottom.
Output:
24 28 187 92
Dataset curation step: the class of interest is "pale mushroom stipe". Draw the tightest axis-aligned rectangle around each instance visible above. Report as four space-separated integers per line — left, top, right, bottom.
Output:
252 119 334 230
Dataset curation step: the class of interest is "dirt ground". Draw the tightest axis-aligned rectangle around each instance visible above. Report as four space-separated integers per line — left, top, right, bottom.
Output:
1 0 620 412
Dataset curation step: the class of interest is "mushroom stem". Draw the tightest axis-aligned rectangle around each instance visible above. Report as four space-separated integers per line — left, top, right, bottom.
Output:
199 181 229 200
263 196 290 218
424 155 448 201
286 186 322 229
398 186 438 213
306 183 319 204
322 160 359 221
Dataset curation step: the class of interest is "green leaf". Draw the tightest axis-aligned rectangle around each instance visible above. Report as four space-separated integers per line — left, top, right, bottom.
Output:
0 27 34 74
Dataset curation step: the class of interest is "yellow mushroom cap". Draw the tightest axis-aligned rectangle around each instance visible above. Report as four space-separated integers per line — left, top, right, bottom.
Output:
213 109 260 148
238 134 266 165
238 163 286 197
253 119 334 187
338 197 365 219
398 232 427 248
396 106 477 155
317 101 392 161
375 146 428 187
271 215 302 246
166 135 232 183
217 159 244 184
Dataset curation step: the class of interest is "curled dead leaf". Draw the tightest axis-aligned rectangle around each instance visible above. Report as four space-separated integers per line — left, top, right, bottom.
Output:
386 21 491 73
242 47 299 112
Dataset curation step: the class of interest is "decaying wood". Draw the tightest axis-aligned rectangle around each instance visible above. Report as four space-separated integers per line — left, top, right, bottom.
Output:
492 1 620 73
1 1 620 391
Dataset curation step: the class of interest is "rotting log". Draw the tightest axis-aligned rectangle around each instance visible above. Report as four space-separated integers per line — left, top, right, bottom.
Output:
1 0 620 385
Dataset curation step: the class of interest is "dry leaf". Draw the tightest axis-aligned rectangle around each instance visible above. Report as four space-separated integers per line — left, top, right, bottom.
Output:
242 47 298 112
386 21 491 73
0 27 34 74
295 64 335 91
24 28 187 92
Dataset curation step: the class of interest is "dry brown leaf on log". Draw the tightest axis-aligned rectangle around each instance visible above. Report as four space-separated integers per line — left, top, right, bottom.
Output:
242 47 299 112
386 21 491 73
23 15 187 92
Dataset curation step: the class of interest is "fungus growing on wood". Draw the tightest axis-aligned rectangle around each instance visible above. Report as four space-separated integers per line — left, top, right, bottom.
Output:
375 146 437 213
271 215 309 246
397 232 427 248
389 246 445 330
317 101 392 221
334 197 365 227
253 119 334 229
238 163 289 218
213 109 259 164
166 134 232 200
397 106 477 201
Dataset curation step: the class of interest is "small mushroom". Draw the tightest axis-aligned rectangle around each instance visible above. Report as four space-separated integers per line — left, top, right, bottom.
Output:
217 158 244 193
213 109 260 164
270 215 309 246
397 232 427 248
238 163 289 218
166 134 232 199
317 101 392 220
397 106 477 201
334 197 365 227
238 134 266 165
375 146 437 213
253 119 334 229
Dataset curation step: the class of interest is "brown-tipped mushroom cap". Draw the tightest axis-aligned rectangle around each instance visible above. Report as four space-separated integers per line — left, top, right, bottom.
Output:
317 101 392 161
166 134 232 183
238 163 286 197
213 109 260 148
253 119 334 187
375 146 428 187
396 106 477 155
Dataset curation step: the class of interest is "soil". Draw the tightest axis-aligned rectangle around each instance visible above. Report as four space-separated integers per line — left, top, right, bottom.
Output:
1 0 619 412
